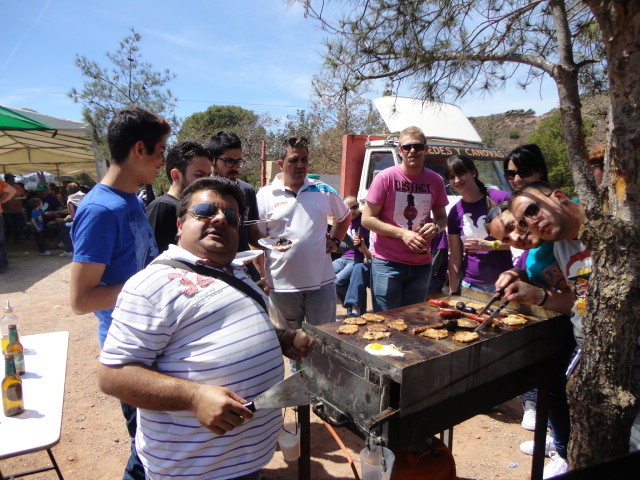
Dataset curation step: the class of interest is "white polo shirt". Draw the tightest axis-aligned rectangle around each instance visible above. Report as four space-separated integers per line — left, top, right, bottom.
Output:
257 174 350 292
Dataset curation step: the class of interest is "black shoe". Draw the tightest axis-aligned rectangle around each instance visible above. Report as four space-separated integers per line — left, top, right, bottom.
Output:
346 308 359 317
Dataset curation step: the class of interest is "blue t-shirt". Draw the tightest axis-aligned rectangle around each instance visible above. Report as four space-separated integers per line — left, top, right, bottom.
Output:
30 208 45 230
71 183 159 346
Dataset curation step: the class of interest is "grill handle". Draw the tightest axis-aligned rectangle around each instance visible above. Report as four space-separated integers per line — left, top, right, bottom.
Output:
312 402 351 427
365 407 400 430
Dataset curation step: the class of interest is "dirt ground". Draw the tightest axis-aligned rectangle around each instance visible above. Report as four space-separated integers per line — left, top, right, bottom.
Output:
0 241 547 479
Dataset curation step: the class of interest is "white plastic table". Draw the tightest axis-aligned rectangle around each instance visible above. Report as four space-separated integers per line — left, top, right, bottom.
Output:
0 331 69 479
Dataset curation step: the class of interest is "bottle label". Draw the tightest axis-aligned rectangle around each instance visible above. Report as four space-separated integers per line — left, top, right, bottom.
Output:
14 353 24 374
6 382 22 401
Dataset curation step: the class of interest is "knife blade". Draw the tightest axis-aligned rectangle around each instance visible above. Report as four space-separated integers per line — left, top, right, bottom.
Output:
474 299 510 332
477 295 501 316
243 369 310 412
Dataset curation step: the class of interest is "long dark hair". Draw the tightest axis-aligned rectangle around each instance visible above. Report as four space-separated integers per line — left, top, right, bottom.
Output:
444 154 488 196
504 144 549 181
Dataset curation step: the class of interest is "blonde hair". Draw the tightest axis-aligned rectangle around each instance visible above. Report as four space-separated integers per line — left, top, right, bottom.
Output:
399 126 426 144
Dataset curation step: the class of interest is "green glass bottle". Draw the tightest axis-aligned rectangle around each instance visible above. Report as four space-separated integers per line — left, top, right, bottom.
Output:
6 325 24 375
2 353 24 416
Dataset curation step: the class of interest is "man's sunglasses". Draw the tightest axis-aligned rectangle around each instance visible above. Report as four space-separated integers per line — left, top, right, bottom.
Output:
505 166 534 179
216 157 245 168
400 143 426 152
350 204 359 210
187 203 241 227
517 201 543 231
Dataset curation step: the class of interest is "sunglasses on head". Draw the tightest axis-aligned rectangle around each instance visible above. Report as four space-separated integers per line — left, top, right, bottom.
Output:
485 204 509 225
400 143 426 152
505 166 535 179
216 157 245 168
187 203 241 227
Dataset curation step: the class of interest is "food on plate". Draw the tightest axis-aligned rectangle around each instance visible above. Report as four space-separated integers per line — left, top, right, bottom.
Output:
420 328 449 340
387 319 408 331
344 317 367 325
428 299 450 308
452 331 479 343
274 237 292 248
337 324 360 335
363 331 392 341
361 313 385 323
367 324 389 332
501 314 528 326
438 309 462 319
457 318 480 329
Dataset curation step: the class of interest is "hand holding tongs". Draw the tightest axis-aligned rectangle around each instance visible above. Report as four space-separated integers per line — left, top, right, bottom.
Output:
474 296 510 332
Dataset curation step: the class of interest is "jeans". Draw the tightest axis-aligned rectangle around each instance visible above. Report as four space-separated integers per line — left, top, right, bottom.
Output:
370 258 432 312
461 279 496 294
59 221 73 253
333 257 359 303
344 262 370 314
269 282 337 328
120 401 146 480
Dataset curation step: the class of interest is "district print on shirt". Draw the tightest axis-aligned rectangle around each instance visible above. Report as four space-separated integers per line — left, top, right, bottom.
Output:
393 192 433 230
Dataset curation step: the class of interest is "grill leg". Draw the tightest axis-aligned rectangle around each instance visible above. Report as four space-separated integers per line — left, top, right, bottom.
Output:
298 404 311 480
439 428 454 451
531 377 551 480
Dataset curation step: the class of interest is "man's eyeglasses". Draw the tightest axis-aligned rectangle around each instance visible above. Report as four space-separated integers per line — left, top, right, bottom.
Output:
350 204 359 210
400 143 426 152
216 157 245 168
187 203 241 227
505 166 534 179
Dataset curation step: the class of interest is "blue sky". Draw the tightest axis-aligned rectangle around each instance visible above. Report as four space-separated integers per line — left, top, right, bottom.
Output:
1 0 559 127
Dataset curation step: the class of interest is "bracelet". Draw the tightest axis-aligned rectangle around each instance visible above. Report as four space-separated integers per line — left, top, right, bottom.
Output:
537 288 549 306
491 240 501 251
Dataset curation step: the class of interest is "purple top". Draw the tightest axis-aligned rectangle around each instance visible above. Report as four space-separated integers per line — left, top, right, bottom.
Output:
366 165 448 265
447 188 513 285
341 214 370 262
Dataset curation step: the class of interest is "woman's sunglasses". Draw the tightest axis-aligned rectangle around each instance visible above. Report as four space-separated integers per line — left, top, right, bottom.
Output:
505 166 534 179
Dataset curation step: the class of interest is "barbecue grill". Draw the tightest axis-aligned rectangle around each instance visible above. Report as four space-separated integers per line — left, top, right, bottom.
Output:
297 289 573 480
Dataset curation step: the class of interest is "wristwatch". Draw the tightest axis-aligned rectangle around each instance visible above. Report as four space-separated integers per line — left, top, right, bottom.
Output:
491 240 501 250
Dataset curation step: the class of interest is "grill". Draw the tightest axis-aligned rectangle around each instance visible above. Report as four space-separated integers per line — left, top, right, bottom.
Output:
297 289 573 479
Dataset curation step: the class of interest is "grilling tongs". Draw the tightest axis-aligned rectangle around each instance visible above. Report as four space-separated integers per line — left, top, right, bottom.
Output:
474 298 510 332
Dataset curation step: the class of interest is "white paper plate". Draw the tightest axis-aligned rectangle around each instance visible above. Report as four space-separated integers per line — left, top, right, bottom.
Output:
234 250 264 264
258 237 297 251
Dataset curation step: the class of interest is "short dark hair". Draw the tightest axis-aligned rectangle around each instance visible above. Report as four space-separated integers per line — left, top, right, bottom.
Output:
177 177 246 222
66 182 81 195
504 144 549 182
165 141 211 182
107 107 171 164
28 197 42 209
280 137 309 160
444 154 488 196
207 131 242 159
508 181 557 207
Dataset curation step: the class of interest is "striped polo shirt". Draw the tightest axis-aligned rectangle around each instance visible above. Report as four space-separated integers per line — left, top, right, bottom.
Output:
100 245 284 479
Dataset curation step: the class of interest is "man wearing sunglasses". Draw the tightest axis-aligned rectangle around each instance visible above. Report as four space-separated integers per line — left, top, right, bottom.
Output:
146 140 213 253
257 137 351 329
98 177 313 480
362 126 448 312
209 130 263 283
70 107 171 480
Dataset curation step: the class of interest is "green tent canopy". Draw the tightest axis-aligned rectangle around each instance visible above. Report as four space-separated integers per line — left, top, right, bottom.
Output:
0 105 99 178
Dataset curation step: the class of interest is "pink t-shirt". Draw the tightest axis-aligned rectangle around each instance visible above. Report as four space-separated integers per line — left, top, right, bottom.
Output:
366 165 448 265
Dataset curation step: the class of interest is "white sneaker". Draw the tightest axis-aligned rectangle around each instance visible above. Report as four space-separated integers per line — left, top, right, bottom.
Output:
543 451 569 478
40 251 51 256
520 435 555 457
59 251 73 257
522 400 537 431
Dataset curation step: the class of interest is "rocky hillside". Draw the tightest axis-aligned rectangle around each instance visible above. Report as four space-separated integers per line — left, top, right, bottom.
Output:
469 92 609 153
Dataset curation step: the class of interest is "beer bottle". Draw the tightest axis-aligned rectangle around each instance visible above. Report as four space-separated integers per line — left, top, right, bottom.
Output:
2 353 24 416
1 301 19 355
5 325 24 375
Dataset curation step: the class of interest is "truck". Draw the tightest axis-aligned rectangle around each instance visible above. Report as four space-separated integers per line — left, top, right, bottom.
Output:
338 96 511 208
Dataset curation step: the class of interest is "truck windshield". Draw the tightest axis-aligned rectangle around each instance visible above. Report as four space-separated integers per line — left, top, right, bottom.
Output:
366 150 395 189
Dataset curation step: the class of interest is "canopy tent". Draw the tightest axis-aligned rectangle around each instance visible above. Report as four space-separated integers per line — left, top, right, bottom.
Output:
0 105 101 179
